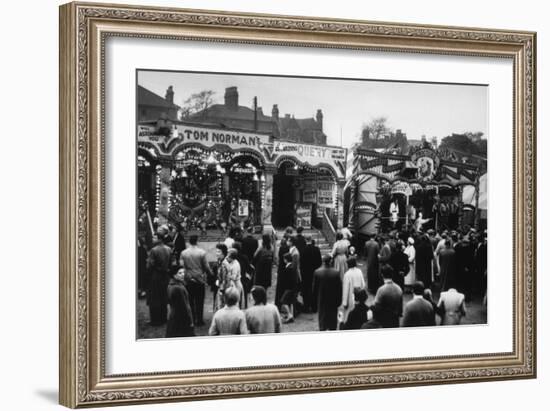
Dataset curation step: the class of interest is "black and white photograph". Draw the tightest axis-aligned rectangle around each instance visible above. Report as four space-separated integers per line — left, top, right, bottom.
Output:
136 69 488 339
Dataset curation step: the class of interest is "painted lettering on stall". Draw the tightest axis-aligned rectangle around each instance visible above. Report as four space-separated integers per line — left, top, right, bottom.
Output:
211 132 261 147
174 126 266 147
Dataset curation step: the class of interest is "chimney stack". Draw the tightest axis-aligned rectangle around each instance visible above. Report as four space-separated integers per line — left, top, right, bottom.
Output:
224 86 239 111
165 85 174 104
316 109 323 131
272 104 279 120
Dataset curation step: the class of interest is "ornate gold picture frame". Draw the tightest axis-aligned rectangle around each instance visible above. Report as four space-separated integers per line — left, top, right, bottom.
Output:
59 1 536 408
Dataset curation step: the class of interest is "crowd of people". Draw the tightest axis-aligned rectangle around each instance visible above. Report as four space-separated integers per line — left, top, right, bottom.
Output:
139 220 487 338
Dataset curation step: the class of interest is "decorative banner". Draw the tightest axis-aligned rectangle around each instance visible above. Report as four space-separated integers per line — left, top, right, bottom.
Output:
273 141 345 160
296 203 312 228
139 123 348 180
238 199 249 217
410 148 440 182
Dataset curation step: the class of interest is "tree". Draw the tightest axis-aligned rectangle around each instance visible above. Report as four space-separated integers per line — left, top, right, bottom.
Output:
439 132 485 157
361 116 390 142
180 90 216 120
475 138 487 157
355 117 410 152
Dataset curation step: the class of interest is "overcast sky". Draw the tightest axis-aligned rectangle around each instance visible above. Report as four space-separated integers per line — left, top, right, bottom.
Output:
138 70 487 149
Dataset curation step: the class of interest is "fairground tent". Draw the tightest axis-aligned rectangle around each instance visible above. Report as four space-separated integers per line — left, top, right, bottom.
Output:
462 173 487 218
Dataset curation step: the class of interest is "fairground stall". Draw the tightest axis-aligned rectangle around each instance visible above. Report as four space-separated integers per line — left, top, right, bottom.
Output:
137 120 347 240
345 143 485 238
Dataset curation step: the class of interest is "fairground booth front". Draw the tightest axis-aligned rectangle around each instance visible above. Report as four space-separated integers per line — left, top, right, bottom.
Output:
137 120 347 241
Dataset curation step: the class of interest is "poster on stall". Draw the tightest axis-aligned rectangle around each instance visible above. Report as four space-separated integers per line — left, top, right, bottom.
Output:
303 190 317 203
317 188 334 218
295 203 312 228
238 199 249 217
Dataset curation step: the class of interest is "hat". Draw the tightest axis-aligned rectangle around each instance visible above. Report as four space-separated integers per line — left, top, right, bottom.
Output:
407 237 415 245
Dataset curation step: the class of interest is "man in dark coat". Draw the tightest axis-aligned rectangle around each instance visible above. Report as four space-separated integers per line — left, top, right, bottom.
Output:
342 288 369 330
294 226 307 259
137 236 148 298
402 281 436 327
389 240 408 291
279 253 301 323
312 255 343 331
179 234 213 326
166 269 194 337
439 239 457 291
241 226 259 262
454 235 475 301
415 235 434 289
364 234 381 294
275 235 290 308
378 236 392 266
475 233 488 298
146 228 172 325
373 264 403 328
300 236 322 312
172 223 187 262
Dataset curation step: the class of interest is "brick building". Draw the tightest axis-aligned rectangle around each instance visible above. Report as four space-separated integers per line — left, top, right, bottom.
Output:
137 85 180 122
186 86 327 145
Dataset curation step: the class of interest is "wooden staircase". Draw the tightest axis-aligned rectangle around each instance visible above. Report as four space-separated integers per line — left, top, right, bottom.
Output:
274 227 333 257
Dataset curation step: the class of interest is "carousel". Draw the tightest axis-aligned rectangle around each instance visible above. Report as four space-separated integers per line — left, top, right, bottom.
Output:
346 142 486 238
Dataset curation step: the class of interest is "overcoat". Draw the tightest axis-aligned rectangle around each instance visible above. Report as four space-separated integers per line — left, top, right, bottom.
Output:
166 278 194 337
312 266 343 331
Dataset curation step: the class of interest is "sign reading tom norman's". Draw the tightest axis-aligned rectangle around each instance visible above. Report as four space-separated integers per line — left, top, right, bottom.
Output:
138 123 272 152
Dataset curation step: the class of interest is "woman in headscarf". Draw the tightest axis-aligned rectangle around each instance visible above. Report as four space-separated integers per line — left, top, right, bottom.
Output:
211 243 228 311
218 248 244 308
331 232 350 280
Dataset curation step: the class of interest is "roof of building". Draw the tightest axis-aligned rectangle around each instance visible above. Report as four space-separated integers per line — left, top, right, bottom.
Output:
137 85 180 109
190 104 273 122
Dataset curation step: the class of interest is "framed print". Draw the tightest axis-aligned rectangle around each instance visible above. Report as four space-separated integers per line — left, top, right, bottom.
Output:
59 1 537 408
